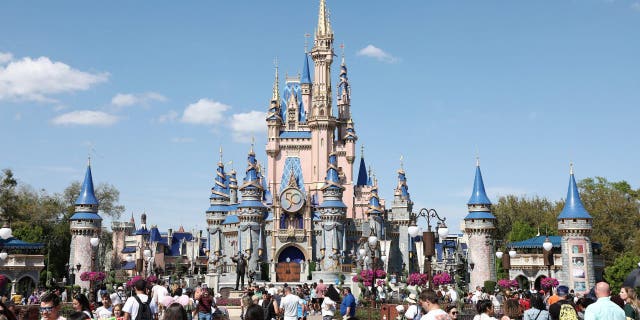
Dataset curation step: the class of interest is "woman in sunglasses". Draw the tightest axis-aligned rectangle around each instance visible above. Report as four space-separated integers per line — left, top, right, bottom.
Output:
446 305 458 320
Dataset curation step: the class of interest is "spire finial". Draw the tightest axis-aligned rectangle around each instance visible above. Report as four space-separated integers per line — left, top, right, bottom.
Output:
361 145 365 158
400 154 404 170
340 43 345 65
570 162 574 175
316 0 332 37
272 58 280 102
476 156 480 167
250 136 255 154
87 155 91 167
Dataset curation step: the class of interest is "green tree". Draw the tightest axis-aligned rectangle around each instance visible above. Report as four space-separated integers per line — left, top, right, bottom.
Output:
0 169 19 223
492 195 559 243
578 177 640 264
61 181 125 219
604 252 640 293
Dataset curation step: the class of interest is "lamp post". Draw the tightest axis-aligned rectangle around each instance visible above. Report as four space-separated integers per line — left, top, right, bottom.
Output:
89 237 100 304
495 242 517 278
0 223 12 261
408 208 448 288
542 236 553 277
143 247 152 277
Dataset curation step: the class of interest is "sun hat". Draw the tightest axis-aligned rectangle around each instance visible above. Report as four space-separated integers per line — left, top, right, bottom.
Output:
405 293 418 304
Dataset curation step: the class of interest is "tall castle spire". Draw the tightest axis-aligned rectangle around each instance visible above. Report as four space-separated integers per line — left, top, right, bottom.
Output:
316 0 333 38
356 146 368 186
75 158 99 209
319 152 346 209
466 158 493 212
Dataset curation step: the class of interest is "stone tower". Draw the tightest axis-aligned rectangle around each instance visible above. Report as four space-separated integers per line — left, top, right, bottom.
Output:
206 149 231 267
464 160 496 290
237 146 267 272
557 164 594 293
389 165 413 274
111 215 134 270
317 152 347 272
69 160 102 290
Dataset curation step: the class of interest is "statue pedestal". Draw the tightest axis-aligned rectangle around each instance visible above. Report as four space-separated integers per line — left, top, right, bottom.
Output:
205 273 220 292
311 271 341 284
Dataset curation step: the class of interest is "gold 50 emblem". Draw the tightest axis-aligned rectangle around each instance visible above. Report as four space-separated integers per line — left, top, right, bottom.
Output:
280 188 305 213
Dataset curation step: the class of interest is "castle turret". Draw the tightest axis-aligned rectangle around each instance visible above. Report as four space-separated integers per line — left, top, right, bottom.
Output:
206 148 231 268
317 152 347 271
237 146 267 273
301 51 312 117
229 169 238 204
557 164 594 292
336 53 351 140
267 65 282 157
389 162 413 274
308 0 336 188
69 159 102 290
464 159 496 290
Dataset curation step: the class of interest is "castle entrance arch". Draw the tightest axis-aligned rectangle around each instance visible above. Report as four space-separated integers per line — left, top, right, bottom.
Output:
276 245 305 283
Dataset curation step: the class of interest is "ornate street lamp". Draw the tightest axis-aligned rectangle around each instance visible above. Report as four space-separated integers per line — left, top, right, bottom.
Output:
408 208 448 288
89 237 99 304
543 236 553 277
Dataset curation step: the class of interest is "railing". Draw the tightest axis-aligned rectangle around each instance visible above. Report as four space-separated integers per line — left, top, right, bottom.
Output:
277 229 306 242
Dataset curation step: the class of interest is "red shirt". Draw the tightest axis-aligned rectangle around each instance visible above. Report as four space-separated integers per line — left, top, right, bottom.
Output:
316 283 327 298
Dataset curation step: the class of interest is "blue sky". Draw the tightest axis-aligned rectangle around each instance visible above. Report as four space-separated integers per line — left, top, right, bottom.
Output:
1 0 639 234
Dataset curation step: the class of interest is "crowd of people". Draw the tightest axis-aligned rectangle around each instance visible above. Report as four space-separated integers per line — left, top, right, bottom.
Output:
448 282 639 320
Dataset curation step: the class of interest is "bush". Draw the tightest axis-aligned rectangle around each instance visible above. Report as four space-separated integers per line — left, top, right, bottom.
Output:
484 280 496 294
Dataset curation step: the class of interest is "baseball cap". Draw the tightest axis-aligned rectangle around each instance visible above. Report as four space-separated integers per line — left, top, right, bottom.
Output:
117 286 124 291
557 285 569 296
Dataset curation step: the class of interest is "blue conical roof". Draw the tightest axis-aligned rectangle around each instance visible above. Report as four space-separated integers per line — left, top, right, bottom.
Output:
322 153 342 190
238 148 265 209
467 164 491 205
356 156 368 186
301 53 311 84
210 161 229 200
367 186 383 215
558 169 592 220
397 169 411 200
75 164 99 206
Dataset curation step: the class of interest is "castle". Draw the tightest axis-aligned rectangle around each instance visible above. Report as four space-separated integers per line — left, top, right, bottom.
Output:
65 0 603 294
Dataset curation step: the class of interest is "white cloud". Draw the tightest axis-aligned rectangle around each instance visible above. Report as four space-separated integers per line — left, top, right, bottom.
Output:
0 54 108 102
14 113 21 121
156 110 179 123
51 110 118 126
181 99 230 124
632 2 640 11
0 52 13 64
229 110 266 142
111 92 167 108
356 44 399 63
170 137 194 143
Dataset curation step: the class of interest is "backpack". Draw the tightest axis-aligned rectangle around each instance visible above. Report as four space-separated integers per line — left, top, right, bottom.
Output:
133 295 153 320
558 303 577 320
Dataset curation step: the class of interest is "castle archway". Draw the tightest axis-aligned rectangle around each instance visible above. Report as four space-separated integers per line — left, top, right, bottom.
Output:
276 245 306 282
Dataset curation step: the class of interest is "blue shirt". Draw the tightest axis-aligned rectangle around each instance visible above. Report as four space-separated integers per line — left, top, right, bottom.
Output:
340 293 356 317
584 297 626 320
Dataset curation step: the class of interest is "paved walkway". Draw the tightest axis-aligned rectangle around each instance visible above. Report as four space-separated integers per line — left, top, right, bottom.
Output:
229 313 324 320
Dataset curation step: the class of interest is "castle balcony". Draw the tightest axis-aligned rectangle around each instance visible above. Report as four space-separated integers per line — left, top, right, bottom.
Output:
509 253 562 270
277 229 306 243
0 254 45 270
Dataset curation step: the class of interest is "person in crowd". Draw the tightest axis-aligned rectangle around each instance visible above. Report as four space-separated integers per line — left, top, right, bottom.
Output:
320 286 340 320
122 279 158 320
163 303 186 320
575 297 594 320
94 294 113 319
280 287 299 320
67 312 90 320
23 305 40 320
0 301 17 320
151 280 169 309
111 287 125 307
339 287 356 320
296 291 308 320
195 289 213 320
404 293 422 320
523 293 549 320
472 287 484 305
548 286 576 320
72 294 92 319
501 299 523 320
474 299 498 320
261 292 279 320
244 304 264 320
418 289 450 320
112 304 125 320
40 292 65 320
619 287 640 320
446 305 458 320
448 286 458 303
519 291 531 313
584 282 625 320
178 288 194 320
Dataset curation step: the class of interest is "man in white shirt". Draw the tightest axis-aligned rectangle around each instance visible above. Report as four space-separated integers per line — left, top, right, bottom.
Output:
280 286 300 320
472 286 483 305
95 294 114 319
111 286 125 306
123 279 158 320
404 293 422 320
151 279 169 306
419 289 451 320
447 286 458 303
